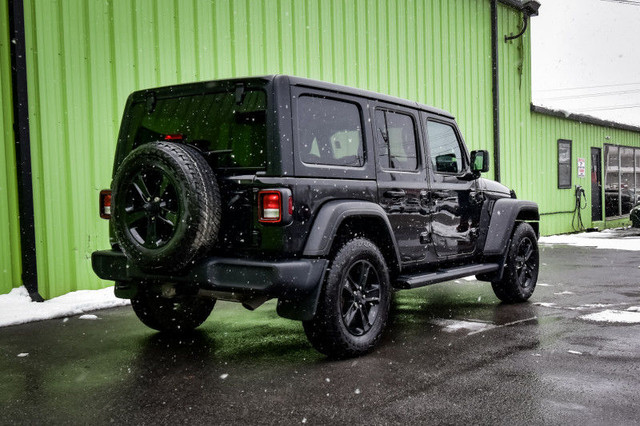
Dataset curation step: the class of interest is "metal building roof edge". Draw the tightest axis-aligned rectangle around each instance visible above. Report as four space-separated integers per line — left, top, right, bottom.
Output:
531 104 640 135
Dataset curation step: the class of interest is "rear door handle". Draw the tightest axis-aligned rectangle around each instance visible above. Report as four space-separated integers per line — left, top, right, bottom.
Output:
384 190 406 198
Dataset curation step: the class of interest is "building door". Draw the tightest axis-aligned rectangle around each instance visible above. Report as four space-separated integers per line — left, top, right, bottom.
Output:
591 147 602 221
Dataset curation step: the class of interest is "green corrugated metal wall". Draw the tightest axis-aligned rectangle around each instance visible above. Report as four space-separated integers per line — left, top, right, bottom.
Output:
0 0 23 295
498 6 534 203
493 5 640 235
22 0 500 298
530 112 640 235
6 0 640 298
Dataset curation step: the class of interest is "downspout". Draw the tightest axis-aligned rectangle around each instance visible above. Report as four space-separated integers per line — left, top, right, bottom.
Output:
491 0 501 183
491 0 540 183
8 0 43 302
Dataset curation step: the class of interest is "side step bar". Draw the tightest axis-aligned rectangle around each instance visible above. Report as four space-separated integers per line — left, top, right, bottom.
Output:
395 263 500 290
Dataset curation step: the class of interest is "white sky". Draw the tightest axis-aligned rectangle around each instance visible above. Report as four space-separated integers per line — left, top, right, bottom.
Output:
531 0 640 126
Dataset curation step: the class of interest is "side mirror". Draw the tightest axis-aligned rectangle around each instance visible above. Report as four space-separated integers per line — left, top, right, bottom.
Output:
470 150 490 174
435 153 458 173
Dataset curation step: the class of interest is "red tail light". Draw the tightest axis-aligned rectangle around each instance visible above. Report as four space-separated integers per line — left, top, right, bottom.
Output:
163 134 183 141
258 191 282 223
100 190 112 219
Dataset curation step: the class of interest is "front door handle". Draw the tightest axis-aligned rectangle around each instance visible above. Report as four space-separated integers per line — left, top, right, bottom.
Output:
420 231 431 244
384 189 406 198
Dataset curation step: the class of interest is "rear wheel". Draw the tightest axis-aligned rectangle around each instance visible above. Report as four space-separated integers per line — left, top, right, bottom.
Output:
303 238 391 358
131 289 215 332
491 222 539 303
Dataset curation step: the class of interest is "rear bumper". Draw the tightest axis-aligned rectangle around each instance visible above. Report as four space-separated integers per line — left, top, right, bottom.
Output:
91 250 328 321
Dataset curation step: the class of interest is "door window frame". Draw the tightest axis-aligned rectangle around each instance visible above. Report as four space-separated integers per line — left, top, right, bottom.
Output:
423 115 470 179
291 87 375 179
373 106 422 174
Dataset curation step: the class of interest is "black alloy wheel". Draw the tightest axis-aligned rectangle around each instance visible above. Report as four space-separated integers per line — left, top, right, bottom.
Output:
491 222 539 303
514 235 536 290
340 260 382 336
303 238 391 358
123 166 181 249
111 141 221 271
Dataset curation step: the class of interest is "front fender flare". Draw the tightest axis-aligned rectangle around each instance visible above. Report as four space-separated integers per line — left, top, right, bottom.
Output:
483 199 539 256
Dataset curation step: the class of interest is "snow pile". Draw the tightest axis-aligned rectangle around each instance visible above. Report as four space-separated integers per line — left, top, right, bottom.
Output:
533 302 556 308
539 229 640 251
0 286 130 328
579 308 640 324
432 319 496 334
78 314 99 320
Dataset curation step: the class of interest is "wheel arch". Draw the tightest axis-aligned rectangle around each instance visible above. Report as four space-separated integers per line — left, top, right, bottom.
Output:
483 198 539 257
302 200 401 276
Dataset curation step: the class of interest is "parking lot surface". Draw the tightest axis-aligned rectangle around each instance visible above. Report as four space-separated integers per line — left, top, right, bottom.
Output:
1 242 640 425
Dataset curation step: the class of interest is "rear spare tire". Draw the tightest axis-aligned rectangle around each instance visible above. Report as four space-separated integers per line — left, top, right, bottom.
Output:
112 141 221 271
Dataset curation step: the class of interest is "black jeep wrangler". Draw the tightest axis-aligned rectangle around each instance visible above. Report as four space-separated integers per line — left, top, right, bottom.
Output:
92 75 539 358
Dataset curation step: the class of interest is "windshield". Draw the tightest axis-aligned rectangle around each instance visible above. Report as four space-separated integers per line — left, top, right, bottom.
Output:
123 89 267 170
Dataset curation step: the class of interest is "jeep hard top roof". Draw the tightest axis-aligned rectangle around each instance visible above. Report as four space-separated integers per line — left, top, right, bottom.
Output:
127 75 455 120
285 75 455 119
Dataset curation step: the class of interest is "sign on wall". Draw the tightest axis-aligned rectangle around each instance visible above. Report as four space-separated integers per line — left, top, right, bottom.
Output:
577 157 586 178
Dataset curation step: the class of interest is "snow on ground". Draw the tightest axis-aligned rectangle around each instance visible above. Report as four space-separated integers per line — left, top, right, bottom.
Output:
431 319 496 334
579 308 640 324
0 286 130 328
539 228 640 251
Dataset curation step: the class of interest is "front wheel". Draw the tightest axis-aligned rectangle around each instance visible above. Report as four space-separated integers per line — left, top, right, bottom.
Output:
491 222 539 303
131 289 215 332
303 238 391 358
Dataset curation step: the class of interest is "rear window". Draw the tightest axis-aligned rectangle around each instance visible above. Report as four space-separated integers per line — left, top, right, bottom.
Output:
124 89 267 169
297 96 364 167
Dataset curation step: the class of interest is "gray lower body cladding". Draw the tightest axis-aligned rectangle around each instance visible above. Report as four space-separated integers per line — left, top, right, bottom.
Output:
91 250 328 321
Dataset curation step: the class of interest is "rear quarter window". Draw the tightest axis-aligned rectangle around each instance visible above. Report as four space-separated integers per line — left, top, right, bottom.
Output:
296 95 364 167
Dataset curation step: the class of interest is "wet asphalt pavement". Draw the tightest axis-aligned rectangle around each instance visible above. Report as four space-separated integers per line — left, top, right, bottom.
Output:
2 242 640 425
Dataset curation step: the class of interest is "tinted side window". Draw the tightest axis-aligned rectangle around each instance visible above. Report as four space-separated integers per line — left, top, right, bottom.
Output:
375 110 418 170
297 96 364 167
426 121 463 174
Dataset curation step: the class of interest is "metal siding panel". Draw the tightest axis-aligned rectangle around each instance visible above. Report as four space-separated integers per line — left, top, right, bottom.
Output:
21 0 497 297
529 112 640 235
21 0 640 297
498 4 639 235
0 0 23 294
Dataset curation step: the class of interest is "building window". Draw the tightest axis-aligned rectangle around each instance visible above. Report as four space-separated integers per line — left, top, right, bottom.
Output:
558 139 572 189
605 144 639 218
374 109 418 171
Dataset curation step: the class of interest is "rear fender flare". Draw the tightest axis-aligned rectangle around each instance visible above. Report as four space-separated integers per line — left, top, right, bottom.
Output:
302 200 401 267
